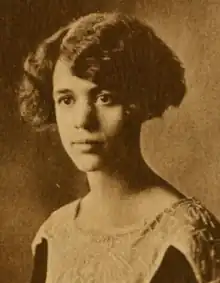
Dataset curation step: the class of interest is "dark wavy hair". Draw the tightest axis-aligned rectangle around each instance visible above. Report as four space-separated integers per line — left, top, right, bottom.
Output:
18 12 186 130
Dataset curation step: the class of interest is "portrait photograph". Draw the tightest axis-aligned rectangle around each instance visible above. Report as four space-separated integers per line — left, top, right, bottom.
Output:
1 1 220 283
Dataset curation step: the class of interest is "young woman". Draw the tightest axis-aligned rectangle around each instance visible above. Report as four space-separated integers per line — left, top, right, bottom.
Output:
18 12 220 283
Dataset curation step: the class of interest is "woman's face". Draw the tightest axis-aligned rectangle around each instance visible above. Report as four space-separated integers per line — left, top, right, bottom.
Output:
53 59 136 172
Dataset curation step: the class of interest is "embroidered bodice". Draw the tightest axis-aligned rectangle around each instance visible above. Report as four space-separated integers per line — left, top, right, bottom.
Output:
31 197 220 283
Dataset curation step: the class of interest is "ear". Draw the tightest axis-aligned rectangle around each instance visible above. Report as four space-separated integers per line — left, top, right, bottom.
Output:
124 103 140 119
123 103 145 130
131 101 152 123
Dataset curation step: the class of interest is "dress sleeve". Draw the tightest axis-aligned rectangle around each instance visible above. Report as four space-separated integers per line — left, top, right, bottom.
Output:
151 245 199 283
31 220 49 256
30 200 79 283
30 218 51 283
30 238 48 283
173 198 220 283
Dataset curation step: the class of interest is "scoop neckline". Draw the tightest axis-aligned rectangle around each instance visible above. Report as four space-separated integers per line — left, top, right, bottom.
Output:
72 196 195 237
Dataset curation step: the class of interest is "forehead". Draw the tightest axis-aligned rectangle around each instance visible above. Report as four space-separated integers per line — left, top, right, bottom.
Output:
52 59 97 93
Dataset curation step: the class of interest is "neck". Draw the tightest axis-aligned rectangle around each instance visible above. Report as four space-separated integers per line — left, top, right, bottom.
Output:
86 150 160 204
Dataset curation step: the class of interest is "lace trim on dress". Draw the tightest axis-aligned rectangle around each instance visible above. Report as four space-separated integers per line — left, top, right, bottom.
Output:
72 196 194 240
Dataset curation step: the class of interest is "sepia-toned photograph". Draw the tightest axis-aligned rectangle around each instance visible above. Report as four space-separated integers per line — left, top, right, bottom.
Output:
1 1 220 282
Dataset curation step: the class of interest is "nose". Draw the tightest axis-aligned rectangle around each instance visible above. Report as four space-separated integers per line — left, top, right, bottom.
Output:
74 100 98 130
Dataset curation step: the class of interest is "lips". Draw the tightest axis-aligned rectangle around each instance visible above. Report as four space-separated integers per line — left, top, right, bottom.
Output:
71 140 104 152
72 139 104 144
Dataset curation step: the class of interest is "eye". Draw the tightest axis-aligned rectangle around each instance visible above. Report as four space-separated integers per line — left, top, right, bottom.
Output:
96 91 115 106
57 95 75 106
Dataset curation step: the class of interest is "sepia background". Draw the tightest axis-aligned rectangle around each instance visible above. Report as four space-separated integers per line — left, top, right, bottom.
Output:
1 0 220 282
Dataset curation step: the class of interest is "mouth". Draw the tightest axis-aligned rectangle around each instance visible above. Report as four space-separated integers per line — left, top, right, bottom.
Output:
71 140 104 152
73 140 103 144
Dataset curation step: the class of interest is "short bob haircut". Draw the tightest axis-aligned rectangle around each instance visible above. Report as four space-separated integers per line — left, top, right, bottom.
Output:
18 12 186 130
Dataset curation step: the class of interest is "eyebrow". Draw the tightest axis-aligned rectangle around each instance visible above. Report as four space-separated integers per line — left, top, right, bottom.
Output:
53 88 73 96
53 85 114 99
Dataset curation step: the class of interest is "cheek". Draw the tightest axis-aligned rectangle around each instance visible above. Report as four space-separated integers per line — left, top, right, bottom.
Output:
99 106 125 137
55 109 73 141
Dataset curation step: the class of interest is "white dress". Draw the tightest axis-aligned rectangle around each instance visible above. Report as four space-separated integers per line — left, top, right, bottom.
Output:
31 197 220 283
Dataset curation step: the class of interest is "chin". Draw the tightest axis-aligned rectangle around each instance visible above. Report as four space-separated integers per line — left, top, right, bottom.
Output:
71 154 104 172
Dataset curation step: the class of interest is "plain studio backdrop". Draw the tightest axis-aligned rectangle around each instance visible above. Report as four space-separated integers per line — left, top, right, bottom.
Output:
0 0 220 282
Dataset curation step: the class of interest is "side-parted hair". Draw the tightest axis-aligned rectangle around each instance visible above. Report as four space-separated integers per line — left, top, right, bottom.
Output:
18 12 186 130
